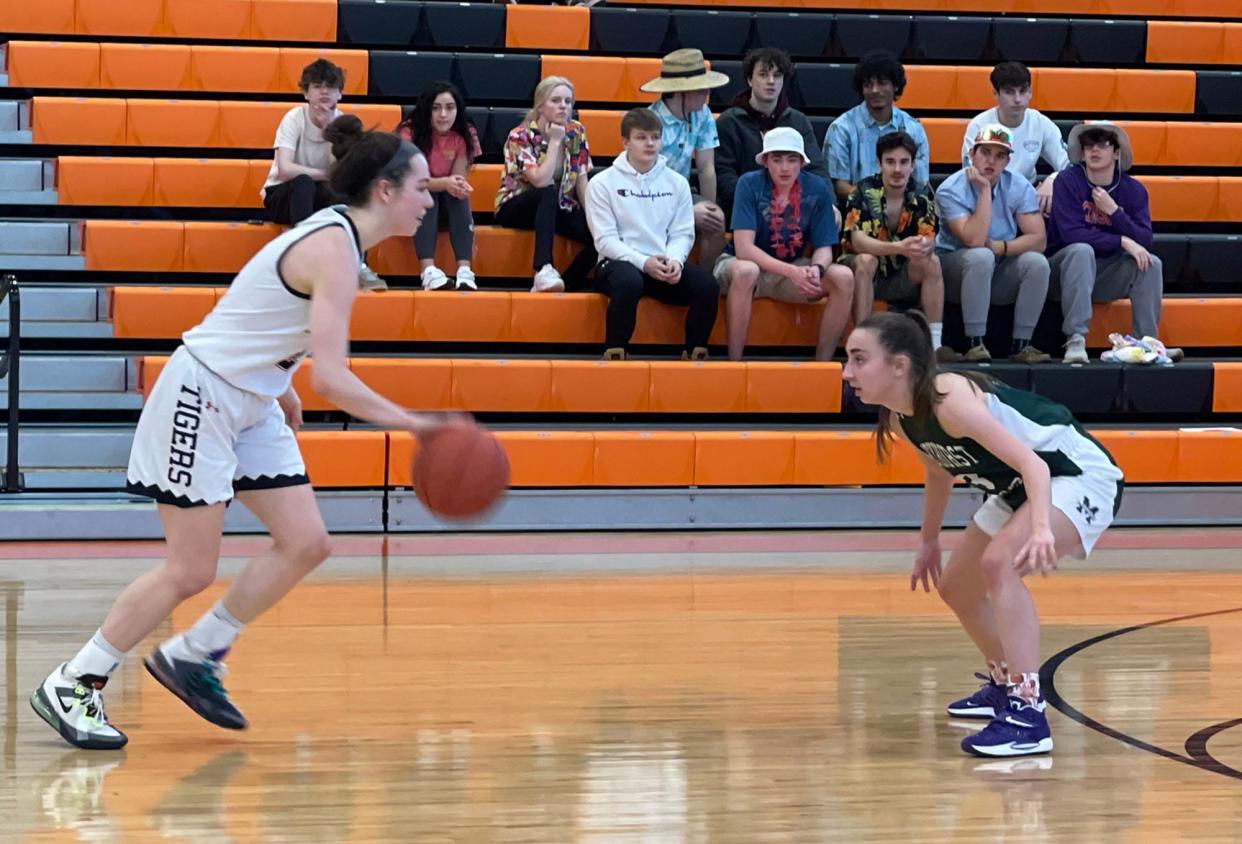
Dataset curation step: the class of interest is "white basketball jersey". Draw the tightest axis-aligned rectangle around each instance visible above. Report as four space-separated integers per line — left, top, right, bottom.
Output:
182 206 362 398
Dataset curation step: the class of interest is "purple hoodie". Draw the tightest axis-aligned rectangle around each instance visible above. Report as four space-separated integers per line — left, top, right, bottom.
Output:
1046 163 1153 257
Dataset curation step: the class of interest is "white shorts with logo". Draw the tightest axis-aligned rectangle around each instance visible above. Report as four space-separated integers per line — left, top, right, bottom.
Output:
972 467 1124 559
126 347 307 507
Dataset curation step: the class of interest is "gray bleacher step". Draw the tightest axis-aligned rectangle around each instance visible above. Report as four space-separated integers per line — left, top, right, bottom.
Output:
0 159 48 191
0 221 74 256
0 101 32 143
1 286 103 322
0 427 133 469
0 392 143 410
19 469 128 490
0 102 18 133
0 355 130 392
0 321 112 338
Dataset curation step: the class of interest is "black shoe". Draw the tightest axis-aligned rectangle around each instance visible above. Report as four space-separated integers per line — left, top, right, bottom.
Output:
143 650 248 730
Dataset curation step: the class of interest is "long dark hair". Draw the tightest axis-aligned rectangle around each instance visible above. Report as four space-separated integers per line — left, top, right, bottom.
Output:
858 310 993 462
402 81 477 166
324 115 421 206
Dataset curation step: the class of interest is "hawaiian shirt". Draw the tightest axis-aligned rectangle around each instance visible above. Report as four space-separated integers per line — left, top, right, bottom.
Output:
840 174 938 277
496 119 592 211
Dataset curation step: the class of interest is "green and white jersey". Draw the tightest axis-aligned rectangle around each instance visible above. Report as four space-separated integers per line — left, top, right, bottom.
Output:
897 379 1122 511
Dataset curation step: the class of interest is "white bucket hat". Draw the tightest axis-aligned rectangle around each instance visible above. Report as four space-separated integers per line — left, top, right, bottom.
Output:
755 126 810 166
1067 121 1134 172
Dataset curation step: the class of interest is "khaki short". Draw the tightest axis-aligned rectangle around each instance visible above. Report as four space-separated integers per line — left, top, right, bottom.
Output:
713 254 825 303
838 254 921 303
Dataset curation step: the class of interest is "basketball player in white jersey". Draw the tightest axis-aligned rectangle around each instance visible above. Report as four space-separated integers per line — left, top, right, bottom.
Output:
32 116 446 749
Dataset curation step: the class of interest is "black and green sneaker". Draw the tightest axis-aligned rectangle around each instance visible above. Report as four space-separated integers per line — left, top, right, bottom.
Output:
143 649 248 730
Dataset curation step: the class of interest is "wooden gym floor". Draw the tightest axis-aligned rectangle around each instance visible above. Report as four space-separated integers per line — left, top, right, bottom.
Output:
1 529 1240 842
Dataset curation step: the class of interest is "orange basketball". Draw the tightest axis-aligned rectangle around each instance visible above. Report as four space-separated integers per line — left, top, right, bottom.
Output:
413 423 510 520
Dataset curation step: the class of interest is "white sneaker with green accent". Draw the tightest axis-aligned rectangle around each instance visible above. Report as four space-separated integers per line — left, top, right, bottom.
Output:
31 664 128 750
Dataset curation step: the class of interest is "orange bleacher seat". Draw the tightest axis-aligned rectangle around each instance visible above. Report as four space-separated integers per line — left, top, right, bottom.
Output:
350 291 418 341
625 59 663 103
1215 178 1242 222
1111 121 1165 167
649 362 747 413
793 431 886 486
118 291 213 343
30 96 123 145
411 291 512 342
279 49 368 96
189 45 282 93
162 0 253 41
100 43 191 91
127 99 221 147
1225 22 1242 63
695 432 795 486
75 0 163 36
154 158 257 207
352 358 454 409
630 298 694 346
250 0 337 43
886 437 926 485
498 431 596 487
1159 297 1242 347
218 101 291 148
342 103 402 132
1213 363 1242 413
540 56 631 103
85 220 184 272
1139 176 1219 222
745 362 842 413
1092 430 1178 483
736 298 826 347
592 432 696 486
247 160 272 200
922 117 969 166
0 0 76 36
58 156 154 206
183 222 282 273
1030 68 1116 113
1177 429 1242 484
1112 70 1195 115
1163 123 1242 168
903 66 962 111
1146 21 1223 64
373 226 547 278
297 431 387 487
6 41 99 89
468 164 503 214
508 293 605 344
451 359 554 412
288 361 335 411
577 110 624 157
506 5 590 51
548 360 651 413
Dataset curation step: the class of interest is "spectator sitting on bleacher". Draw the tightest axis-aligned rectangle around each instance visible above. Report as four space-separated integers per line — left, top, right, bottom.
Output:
839 131 958 363
824 51 929 203
714 48 828 221
713 127 854 362
641 49 729 269
962 62 1070 216
396 82 482 291
495 76 597 293
586 109 719 361
1047 122 1179 364
261 59 385 290
935 124 1051 364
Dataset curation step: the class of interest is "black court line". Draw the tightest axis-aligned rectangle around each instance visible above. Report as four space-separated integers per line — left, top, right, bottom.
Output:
1040 606 1242 782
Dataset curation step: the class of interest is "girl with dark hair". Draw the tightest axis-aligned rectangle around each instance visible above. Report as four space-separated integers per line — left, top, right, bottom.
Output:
32 117 460 751
396 82 483 290
842 310 1124 758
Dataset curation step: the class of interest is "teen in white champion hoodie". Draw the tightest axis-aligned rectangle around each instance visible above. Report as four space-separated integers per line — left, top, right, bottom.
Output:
586 109 720 360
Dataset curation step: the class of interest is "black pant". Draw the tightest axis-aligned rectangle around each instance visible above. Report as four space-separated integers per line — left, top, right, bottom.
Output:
494 186 597 288
413 193 474 262
263 174 340 225
594 259 720 353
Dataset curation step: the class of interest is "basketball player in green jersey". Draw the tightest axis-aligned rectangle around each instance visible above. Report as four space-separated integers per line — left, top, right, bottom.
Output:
842 310 1123 757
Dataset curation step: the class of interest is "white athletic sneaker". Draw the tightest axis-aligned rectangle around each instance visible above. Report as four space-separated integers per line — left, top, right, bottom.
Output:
1063 334 1089 364
30 664 128 750
454 267 478 290
532 264 565 293
358 264 388 291
420 266 451 290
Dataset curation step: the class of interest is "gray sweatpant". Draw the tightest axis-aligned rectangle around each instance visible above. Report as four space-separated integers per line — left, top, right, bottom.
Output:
1048 243 1163 339
940 247 1050 340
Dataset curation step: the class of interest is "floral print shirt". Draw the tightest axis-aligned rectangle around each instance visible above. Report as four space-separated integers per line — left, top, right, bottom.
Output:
496 119 592 212
840 174 938 277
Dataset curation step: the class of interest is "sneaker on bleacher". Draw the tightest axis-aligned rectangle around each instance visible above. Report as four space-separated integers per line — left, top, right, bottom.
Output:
421 266 451 291
532 264 565 293
454 268 478 291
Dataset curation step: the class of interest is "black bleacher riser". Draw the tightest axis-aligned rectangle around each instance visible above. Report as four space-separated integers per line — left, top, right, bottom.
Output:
369 52 539 104
834 14 913 59
588 8 672 56
1195 71 1242 116
336 0 504 49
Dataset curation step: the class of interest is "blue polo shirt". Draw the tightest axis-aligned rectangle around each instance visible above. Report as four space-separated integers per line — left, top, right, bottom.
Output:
934 167 1039 253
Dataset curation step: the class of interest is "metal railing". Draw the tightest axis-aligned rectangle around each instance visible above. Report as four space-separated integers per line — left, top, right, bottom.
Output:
1 274 21 492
